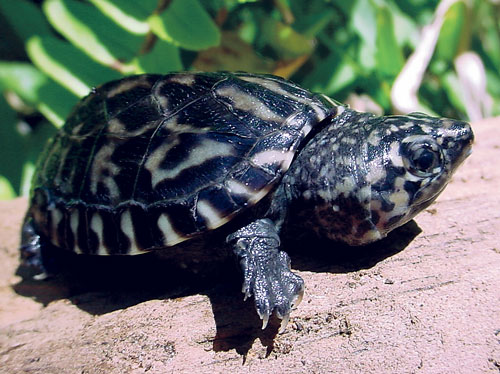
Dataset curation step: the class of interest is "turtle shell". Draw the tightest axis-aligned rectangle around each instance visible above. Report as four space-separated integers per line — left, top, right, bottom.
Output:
29 72 334 255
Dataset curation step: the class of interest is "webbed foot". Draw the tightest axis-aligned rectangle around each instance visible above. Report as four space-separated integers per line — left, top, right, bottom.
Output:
227 218 304 331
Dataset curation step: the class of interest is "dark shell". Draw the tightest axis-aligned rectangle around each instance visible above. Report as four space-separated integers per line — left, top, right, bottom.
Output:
29 72 334 255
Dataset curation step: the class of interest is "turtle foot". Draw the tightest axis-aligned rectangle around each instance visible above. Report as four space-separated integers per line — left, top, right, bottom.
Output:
227 219 304 331
246 250 304 332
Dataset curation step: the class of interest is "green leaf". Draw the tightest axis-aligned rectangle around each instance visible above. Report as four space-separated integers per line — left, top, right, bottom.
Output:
481 28 500 74
89 0 158 34
149 0 220 51
441 71 466 115
0 61 47 104
192 32 273 73
20 162 36 198
0 61 78 127
391 6 419 48
36 79 80 127
0 94 55 198
476 2 500 73
350 0 377 70
22 121 57 193
435 1 468 63
303 49 357 97
0 175 16 200
292 10 335 38
485 69 500 98
0 95 23 198
261 19 315 59
27 36 122 97
0 0 52 42
43 0 143 68
369 79 392 111
132 40 183 74
375 6 404 79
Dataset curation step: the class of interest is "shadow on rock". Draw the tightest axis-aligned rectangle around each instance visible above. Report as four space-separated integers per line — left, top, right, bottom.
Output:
286 220 422 273
205 284 282 356
12 220 421 356
13 248 222 313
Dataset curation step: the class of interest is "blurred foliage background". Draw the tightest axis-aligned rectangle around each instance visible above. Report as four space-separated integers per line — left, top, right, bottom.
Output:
0 0 499 199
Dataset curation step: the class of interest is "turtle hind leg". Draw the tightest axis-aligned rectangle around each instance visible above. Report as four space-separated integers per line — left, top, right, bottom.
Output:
20 218 56 279
227 218 304 332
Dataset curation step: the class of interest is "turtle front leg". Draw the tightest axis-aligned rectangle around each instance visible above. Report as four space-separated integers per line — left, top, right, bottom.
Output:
227 218 304 331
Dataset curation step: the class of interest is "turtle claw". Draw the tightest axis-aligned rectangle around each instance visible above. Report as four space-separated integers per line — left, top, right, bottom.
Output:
277 288 305 332
278 313 290 333
256 281 300 332
290 283 304 310
251 261 304 331
258 310 287 332
260 311 270 330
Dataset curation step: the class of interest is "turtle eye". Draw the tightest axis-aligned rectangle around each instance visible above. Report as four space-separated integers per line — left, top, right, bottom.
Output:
403 141 443 177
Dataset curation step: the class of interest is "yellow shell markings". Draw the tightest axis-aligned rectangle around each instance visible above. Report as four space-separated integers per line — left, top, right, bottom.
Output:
120 209 146 255
106 75 153 99
167 73 196 86
250 149 296 171
89 141 122 201
157 213 184 247
107 116 161 138
146 137 235 188
152 80 170 110
139 114 222 189
225 179 254 196
50 208 63 248
225 177 277 212
90 212 107 256
152 75 200 112
143 139 181 189
215 85 285 123
237 75 330 121
196 199 229 230
70 209 82 254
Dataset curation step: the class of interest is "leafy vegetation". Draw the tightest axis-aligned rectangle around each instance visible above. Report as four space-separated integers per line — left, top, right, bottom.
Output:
0 0 499 199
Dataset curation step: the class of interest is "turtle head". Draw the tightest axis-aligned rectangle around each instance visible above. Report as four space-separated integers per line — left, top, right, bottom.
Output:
365 112 474 239
284 109 472 246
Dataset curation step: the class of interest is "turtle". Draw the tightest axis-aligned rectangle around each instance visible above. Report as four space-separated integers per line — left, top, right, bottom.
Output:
20 72 474 330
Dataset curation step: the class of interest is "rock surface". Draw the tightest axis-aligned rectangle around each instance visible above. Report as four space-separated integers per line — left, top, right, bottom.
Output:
1 118 499 374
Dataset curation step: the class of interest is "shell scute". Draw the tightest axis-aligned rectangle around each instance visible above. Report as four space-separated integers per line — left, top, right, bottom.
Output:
108 96 163 137
196 186 240 229
104 75 160 117
153 73 223 114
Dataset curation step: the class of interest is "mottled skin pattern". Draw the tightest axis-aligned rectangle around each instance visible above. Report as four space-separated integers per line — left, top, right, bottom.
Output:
20 72 474 330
